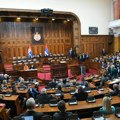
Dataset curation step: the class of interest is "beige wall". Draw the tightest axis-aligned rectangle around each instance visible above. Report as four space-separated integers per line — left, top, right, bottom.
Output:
0 0 112 35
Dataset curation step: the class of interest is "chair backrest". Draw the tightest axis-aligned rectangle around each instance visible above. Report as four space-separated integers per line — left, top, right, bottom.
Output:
69 113 79 120
92 111 104 120
49 98 58 107
42 114 52 120
70 89 76 95
86 96 96 103
68 97 78 105
115 107 120 118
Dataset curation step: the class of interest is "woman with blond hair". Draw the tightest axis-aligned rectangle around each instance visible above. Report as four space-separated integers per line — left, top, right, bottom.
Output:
99 96 115 114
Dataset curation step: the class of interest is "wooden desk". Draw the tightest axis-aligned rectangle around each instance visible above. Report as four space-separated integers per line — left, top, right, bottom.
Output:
81 114 120 120
34 96 120 113
1 95 20 115
0 106 7 120
105 79 120 87
46 84 96 94
18 69 38 79
17 89 29 98
63 88 113 100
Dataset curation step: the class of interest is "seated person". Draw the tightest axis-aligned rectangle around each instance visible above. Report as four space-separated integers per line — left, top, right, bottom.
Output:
79 76 89 87
110 84 120 96
28 85 39 98
55 85 64 100
19 76 25 83
48 79 57 88
53 100 72 120
61 79 67 88
29 64 36 69
36 88 55 104
17 97 44 120
99 95 115 115
72 86 88 101
99 74 107 87
12 86 26 104
24 64 29 71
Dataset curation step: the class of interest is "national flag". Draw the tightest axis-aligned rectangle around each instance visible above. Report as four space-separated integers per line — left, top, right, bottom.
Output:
28 45 33 58
44 44 49 56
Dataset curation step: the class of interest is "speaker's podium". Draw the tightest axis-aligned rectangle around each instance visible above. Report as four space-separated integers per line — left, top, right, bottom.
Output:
51 63 68 79
18 69 38 79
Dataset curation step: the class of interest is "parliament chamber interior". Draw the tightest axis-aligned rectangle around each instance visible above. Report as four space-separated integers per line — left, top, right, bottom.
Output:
0 0 120 120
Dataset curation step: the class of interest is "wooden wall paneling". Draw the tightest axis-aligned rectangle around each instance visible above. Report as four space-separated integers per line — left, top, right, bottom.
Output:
10 47 14 59
0 20 73 63
61 44 64 54
80 44 84 53
20 47 23 57
59 23 62 38
54 45 57 54
80 35 114 58
36 45 39 55
55 44 57 54
32 46 36 55
89 43 93 58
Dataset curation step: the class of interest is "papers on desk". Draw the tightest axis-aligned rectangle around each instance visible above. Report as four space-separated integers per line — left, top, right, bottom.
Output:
110 79 120 84
49 103 58 107
98 90 103 94
4 93 12 97
68 101 78 105
116 113 120 118
18 87 26 91
93 117 104 120
26 69 37 71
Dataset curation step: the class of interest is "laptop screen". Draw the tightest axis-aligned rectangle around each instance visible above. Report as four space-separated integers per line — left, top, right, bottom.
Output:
22 116 33 120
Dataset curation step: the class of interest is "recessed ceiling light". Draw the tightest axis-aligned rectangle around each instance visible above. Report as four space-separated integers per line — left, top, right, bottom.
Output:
52 18 55 21
35 18 39 21
67 19 70 21
17 17 21 20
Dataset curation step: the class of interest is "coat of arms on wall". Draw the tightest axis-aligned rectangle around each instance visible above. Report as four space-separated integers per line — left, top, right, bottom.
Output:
31 27 44 44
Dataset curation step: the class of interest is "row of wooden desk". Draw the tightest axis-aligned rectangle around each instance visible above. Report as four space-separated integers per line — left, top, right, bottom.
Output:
34 96 120 113
46 83 96 94
81 114 120 120
63 88 113 100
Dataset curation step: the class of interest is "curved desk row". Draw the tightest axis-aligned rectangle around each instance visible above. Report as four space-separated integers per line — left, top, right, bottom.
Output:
34 96 120 113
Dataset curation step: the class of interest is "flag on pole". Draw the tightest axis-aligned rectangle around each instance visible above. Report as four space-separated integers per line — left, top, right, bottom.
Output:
44 44 49 56
28 45 33 58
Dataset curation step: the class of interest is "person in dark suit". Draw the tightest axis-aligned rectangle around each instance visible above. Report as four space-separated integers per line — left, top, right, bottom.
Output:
72 86 88 101
53 100 72 120
102 48 106 56
36 88 54 104
48 79 57 88
29 64 36 69
19 97 44 120
28 85 39 98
